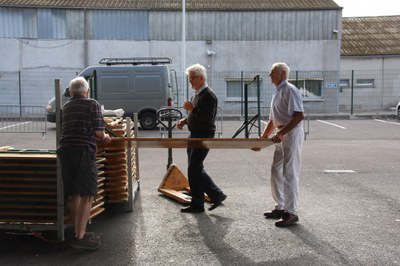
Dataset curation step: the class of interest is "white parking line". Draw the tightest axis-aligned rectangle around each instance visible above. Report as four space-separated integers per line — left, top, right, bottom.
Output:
317 120 346 129
324 170 356 174
0 121 31 130
374 119 400 126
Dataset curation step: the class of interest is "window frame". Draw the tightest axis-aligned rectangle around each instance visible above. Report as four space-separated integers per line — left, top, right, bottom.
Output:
355 78 375 88
289 78 323 98
225 77 262 101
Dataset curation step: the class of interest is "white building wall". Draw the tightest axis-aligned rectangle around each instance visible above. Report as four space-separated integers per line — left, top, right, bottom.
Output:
340 56 400 111
1 39 340 72
341 56 400 71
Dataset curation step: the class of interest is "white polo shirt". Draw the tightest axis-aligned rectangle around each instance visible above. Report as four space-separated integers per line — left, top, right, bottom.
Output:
270 80 304 128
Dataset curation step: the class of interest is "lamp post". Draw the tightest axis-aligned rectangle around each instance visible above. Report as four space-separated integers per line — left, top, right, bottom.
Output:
182 0 186 102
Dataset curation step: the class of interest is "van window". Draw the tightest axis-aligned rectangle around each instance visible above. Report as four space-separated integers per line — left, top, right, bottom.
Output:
100 76 130 93
135 75 162 93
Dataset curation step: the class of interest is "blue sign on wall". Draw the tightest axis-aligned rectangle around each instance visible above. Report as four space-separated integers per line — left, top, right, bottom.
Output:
326 82 337 88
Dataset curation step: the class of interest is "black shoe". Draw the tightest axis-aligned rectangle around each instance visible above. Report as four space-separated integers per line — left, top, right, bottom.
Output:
181 206 205 213
264 209 284 219
209 193 227 211
275 212 299 227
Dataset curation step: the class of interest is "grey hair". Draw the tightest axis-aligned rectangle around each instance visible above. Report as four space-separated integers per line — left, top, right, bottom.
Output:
271 62 290 78
69 76 89 97
185 63 207 81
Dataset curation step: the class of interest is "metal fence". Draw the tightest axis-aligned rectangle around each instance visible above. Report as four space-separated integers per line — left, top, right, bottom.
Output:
0 70 79 108
0 69 399 118
339 70 400 114
0 105 47 136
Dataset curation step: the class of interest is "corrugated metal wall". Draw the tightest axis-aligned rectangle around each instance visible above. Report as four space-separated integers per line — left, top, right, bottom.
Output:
0 7 149 40
1 7 339 41
90 10 148 40
150 10 339 41
0 7 24 37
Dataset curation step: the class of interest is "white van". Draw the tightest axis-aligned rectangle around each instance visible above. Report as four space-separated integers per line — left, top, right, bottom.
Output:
46 57 175 130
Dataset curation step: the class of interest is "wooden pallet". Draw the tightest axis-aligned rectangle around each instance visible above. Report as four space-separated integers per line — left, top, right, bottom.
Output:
99 117 136 204
0 151 106 224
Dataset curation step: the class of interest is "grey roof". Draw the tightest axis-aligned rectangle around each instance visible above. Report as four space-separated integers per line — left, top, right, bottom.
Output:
0 0 341 11
342 16 400 56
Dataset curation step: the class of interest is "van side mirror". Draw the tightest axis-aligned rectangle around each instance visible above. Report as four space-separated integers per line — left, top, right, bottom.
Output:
64 87 71 97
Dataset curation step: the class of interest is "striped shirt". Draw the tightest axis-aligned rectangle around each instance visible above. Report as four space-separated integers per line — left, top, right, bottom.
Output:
58 96 105 153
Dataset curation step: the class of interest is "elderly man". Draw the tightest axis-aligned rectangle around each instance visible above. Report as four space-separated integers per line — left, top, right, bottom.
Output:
257 62 304 227
177 63 226 213
58 76 111 249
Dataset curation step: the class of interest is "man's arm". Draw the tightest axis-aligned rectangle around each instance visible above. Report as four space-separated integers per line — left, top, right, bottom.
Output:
95 130 112 144
260 119 275 139
252 119 275 151
273 111 304 142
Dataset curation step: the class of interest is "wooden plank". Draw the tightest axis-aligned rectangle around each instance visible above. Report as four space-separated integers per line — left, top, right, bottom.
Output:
89 207 105 220
0 191 57 196
0 204 56 210
0 197 56 203
0 218 57 223
116 137 274 149
0 153 56 159
0 146 13 151
0 162 56 168
0 184 56 189
0 170 57 175
0 211 56 217
0 177 56 182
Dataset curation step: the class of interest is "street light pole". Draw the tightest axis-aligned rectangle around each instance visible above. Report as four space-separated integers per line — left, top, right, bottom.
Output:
182 0 186 101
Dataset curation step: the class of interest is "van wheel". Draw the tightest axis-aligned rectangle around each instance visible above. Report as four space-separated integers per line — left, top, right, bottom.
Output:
398 107 400 120
140 112 157 130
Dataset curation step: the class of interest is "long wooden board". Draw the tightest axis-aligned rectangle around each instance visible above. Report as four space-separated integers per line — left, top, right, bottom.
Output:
116 137 274 149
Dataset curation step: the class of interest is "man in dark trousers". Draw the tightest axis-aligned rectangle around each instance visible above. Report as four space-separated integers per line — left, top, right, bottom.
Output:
58 76 111 249
177 63 226 213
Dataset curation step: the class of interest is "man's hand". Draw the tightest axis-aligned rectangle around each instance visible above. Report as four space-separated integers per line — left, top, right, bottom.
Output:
176 118 186 130
272 131 284 143
102 133 112 144
183 100 194 112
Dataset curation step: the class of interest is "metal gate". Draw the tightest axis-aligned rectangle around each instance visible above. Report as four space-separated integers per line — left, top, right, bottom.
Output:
0 105 47 137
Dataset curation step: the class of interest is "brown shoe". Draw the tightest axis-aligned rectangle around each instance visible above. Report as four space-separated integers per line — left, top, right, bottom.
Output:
275 212 299 227
264 209 284 219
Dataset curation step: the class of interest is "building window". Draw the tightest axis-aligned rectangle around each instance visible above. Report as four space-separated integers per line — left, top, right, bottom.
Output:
340 79 350 87
356 79 375 88
226 78 262 100
290 78 323 98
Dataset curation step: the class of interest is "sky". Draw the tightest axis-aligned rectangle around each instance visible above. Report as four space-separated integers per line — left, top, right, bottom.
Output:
333 0 400 17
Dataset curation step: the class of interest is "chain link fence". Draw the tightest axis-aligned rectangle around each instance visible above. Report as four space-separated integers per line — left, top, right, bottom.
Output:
0 70 78 135
0 105 47 136
1 69 399 119
0 70 78 108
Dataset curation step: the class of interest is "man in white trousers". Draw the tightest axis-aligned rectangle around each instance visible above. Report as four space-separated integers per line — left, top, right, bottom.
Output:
254 62 304 227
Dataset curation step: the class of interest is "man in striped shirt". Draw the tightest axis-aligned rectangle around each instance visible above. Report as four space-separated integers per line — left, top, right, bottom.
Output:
58 76 111 250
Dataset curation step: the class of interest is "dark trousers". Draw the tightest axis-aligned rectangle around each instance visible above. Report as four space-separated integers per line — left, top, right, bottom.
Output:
187 131 223 207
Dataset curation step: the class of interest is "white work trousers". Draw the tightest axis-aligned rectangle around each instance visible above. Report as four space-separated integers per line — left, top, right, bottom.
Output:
270 126 304 216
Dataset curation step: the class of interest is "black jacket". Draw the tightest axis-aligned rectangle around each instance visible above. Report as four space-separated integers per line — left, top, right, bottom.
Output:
187 87 218 133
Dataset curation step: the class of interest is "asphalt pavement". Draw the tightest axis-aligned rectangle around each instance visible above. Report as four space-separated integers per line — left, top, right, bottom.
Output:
0 118 399 266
